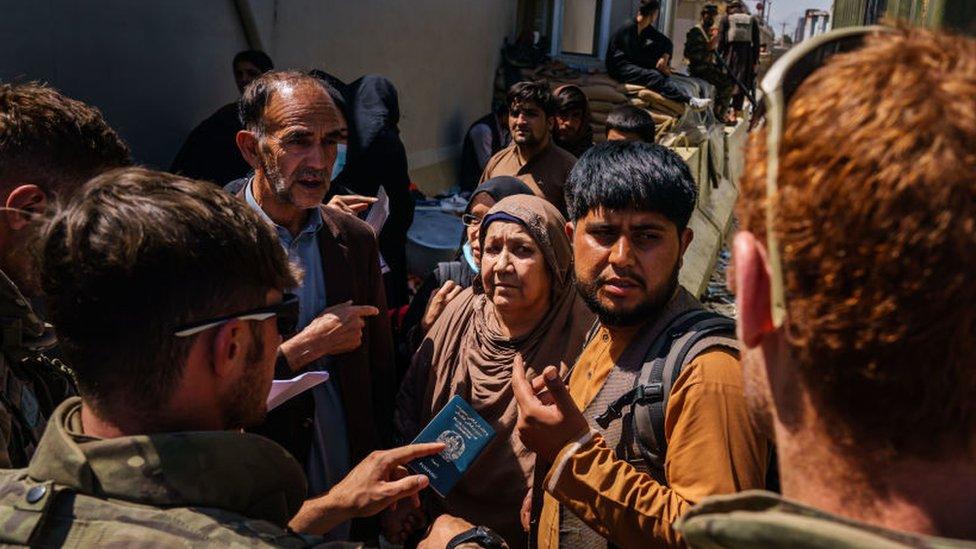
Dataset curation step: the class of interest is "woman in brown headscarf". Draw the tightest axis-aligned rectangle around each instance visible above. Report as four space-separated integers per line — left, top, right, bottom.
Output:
394 194 595 546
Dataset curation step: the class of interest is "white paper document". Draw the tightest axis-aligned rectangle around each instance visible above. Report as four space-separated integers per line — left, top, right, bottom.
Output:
267 371 330 411
365 186 390 237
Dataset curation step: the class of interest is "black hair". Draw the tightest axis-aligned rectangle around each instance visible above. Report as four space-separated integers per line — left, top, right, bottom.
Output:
565 141 697 230
555 86 589 114
239 70 335 133
507 81 556 117
606 105 656 143
233 50 274 73
638 0 661 17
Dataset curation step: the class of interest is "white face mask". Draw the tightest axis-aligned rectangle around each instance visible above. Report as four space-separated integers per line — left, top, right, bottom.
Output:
331 143 348 181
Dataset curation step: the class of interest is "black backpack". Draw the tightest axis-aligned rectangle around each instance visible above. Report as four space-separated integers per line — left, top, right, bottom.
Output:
594 309 738 482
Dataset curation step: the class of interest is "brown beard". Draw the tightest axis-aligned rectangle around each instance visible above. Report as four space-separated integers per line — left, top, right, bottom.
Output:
577 260 680 327
221 323 270 429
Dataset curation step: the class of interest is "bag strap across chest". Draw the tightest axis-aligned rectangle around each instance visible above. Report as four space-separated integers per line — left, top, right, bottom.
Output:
594 309 737 483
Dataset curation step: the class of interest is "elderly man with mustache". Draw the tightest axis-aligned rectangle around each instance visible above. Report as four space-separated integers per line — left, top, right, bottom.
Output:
231 70 395 543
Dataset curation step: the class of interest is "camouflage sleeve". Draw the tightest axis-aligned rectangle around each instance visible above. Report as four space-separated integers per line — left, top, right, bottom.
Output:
684 28 709 65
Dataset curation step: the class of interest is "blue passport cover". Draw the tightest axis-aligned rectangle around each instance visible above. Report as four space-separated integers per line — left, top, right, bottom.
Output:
407 395 495 498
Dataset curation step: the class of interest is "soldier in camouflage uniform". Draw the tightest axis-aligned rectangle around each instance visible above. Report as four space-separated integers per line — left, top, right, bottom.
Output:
0 82 131 468
0 169 500 548
678 28 976 547
684 4 734 122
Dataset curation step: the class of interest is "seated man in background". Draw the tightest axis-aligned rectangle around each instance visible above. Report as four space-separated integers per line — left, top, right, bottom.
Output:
679 26 976 547
480 81 577 215
0 167 446 547
171 50 273 185
607 0 711 111
606 105 657 142
459 101 511 192
0 82 131 468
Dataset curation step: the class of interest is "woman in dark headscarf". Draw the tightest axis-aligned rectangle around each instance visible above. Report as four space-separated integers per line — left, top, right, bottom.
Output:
398 177 534 362
553 84 594 158
394 195 596 547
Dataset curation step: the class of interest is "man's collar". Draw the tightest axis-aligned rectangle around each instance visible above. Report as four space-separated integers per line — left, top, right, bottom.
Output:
515 136 552 166
244 177 324 237
27 398 307 527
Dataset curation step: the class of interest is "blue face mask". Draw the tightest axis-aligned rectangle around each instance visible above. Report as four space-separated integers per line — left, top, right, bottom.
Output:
331 143 347 181
462 241 480 273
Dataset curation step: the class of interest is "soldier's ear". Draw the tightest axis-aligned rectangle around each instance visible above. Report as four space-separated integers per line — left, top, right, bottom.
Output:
211 319 247 378
733 231 774 348
3 184 46 231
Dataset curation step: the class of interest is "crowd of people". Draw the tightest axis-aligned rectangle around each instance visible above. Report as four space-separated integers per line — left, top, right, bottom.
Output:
0 18 973 549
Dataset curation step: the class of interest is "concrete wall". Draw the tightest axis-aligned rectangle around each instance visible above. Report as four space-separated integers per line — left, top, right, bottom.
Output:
0 0 516 193
0 0 248 170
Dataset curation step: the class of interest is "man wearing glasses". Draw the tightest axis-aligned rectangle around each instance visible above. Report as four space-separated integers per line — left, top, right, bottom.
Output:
678 27 976 545
0 169 453 546
232 71 396 542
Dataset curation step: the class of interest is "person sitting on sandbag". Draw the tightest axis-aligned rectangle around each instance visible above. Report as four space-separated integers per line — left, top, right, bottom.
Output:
606 0 711 111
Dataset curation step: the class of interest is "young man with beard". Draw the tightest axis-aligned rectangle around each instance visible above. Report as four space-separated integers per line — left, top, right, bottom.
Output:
0 82 131 468
677 27 976 546
479 81 577 216
229 70 395 542
0 168 451 546
512 141 767 548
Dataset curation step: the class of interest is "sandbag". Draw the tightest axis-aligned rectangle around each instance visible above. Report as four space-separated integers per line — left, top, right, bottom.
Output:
588 100 617 113
584 73 624 89
591 111 608 125
580 84 627 104
633 91 685 117
622 83 647 95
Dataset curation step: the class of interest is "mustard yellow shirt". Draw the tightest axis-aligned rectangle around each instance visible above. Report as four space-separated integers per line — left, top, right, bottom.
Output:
536 325 768 548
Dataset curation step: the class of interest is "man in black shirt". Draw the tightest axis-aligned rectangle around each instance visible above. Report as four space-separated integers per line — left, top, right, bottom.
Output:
606 0 711 110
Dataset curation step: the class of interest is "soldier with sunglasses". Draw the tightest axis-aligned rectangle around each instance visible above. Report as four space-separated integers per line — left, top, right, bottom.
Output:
0 168 456 547
678 27 976 547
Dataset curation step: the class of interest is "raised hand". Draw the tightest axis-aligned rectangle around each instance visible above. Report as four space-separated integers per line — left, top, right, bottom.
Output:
421 280 464 332
280 300 379 370
328 194 378 215
511 355 590 463
289 442 445 535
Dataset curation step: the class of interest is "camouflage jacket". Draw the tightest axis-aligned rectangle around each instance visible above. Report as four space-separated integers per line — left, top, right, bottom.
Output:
0 398 356 547
0 269 75 468
684 24 716 70
677 490 976 548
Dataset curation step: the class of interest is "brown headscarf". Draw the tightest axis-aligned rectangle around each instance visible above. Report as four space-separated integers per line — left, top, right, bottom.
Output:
395 195 595 546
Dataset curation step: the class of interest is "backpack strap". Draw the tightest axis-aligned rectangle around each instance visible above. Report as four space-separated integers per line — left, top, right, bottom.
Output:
636 312 738 477
594 309 738 482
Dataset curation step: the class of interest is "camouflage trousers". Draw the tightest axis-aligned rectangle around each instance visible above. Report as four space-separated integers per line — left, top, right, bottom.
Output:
690 64 734 117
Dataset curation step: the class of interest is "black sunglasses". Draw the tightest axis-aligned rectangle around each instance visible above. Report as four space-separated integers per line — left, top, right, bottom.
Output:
174 294 300 338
